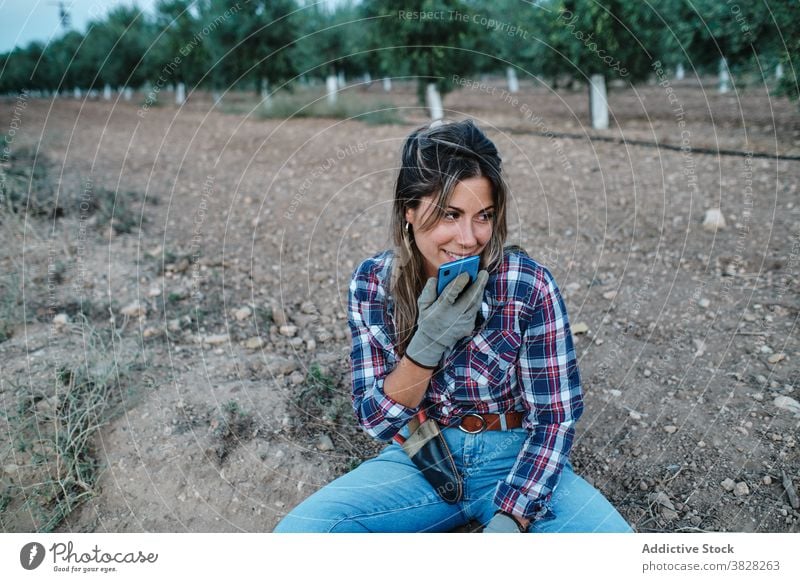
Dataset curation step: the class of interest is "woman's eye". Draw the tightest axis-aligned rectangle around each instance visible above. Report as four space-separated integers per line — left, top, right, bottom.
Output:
444 212 458 220
478 213 494 222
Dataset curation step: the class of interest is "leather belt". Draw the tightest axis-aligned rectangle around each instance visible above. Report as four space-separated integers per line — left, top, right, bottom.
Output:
457 412 525 434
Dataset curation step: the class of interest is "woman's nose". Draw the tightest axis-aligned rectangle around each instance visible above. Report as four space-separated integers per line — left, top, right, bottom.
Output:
456 221 477 248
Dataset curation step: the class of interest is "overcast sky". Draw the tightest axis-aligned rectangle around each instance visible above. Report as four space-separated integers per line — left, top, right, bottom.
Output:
0 0 159 54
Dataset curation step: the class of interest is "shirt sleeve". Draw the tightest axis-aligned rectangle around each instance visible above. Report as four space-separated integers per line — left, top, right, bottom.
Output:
493 266 584 521
347 267 419 441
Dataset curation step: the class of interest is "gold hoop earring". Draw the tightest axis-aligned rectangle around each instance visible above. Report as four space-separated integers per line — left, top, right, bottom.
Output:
402 221 413 254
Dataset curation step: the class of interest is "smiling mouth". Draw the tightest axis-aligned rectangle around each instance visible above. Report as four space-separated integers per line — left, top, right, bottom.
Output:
443 250 476 261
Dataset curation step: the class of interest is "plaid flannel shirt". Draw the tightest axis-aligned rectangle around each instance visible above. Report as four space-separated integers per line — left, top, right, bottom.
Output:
346 248 584 521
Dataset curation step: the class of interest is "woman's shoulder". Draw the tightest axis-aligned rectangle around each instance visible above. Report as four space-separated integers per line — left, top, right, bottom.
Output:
497 246 559 303
351 249 393 280
498 245 548 282
349 249 394 299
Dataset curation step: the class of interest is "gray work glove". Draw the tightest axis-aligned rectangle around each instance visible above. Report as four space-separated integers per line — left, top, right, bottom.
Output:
482 512 526 533
405 270 489 369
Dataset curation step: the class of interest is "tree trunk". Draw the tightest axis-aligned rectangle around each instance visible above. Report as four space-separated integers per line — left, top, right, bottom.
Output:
103 84 112 100
589 74 609 130
718 58 730 94
382 77 392 92
326 75 338 105
176 82 186 105
260 78 271 108
426 82 444 121
675 63 685 80
506 66 519 93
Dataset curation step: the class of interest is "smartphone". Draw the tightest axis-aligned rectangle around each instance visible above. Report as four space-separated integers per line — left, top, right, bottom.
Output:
437 255 480 296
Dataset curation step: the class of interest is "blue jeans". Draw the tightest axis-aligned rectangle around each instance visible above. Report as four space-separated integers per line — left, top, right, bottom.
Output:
274 427 633 533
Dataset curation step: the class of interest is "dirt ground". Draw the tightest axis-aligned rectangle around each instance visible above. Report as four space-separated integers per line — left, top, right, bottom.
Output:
1 77 799 533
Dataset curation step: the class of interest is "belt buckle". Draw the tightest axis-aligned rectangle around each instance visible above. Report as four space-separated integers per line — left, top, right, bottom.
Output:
459 413 487 434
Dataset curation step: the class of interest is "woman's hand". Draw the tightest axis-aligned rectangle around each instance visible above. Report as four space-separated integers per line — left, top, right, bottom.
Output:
482 511 528 533
406 270 489 369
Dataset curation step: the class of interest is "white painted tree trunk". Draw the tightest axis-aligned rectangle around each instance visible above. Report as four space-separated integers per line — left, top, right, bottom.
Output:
506 66 519 93
142 82 153 102
589 74 609 130
776 62 784 80
260 78 271 108
103 84 112 100
363 72 371 85
676 63 685 80
212 91 222 106
326 74 338 105
382 77 392 92
426 82 444 121
337 71 346 88
73 87 82 99
176 82 186 105
718 58 730 94
122 87 133 101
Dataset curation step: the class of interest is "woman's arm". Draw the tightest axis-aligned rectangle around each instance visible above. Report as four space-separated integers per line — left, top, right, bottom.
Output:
382 355 434 409
386 271 488 408
493 265 583 524
349 275 420 440
348 258 487 439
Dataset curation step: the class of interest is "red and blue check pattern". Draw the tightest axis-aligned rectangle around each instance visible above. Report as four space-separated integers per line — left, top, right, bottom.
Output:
347 248 584 521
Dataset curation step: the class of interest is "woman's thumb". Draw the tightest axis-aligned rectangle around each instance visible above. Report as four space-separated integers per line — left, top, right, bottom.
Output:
418 277 438 309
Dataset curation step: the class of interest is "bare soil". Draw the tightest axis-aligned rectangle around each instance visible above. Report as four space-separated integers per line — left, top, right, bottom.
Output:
1 77 799 533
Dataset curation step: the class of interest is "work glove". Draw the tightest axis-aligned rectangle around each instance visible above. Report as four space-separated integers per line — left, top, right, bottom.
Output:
482 512 526 533
405 270 489 369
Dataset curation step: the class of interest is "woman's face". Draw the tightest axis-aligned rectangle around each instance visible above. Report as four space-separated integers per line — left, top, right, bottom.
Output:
405 176 495 280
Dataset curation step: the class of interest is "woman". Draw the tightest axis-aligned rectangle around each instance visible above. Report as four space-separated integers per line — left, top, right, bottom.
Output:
274 119 631 533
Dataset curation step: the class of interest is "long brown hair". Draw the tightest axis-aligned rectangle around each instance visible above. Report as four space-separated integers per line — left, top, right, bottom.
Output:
389 119 510 357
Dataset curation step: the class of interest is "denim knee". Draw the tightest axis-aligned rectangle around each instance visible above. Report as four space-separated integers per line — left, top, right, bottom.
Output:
274 494 378 533
273 508 363 533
